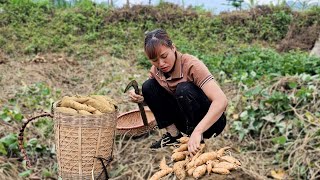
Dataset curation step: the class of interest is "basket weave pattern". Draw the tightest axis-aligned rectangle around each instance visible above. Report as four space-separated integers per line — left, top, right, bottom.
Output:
53 111 116 179
116 109 156 137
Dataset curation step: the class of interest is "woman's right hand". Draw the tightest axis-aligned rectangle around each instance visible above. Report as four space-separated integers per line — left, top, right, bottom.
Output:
128 89 144 103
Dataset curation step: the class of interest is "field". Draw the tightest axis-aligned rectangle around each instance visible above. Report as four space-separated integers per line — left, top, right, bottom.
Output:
0 1 319 179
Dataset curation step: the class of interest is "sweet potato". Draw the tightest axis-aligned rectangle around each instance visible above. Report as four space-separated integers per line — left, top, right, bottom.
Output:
93 95 117 106
92 110 103 115
173 160 186 180
68 95 90 103
186 160 195 171
83 98 112 113
219 155 241 166
211 160 219 167
172 151 189 161
212 167 230 174
193 164 207 179
173 144 188 153
78 110 92 115
217 146 231 157
159 157 170 170
206 160 213 175
60 98 96 112
91 95 116 112
187 166 196 176
214 162 238 170
55 107 78 115
149 168 173 180
195 151 218 166
178 137 189 144
186 144 206 170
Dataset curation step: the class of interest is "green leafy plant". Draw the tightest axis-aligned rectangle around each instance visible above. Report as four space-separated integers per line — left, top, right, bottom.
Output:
0 133 19 156
0 106 23 122
12 82 61 111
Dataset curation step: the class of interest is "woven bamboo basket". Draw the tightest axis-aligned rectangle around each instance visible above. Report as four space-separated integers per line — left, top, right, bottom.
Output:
54 111 116 179
18 101 117 180
116 108 157 137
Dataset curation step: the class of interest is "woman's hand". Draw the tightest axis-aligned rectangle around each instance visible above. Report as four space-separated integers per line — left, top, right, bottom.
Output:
188 131 203 157
128 89 144 103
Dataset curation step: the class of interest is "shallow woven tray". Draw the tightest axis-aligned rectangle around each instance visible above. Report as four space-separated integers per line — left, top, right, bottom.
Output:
116 108 157 137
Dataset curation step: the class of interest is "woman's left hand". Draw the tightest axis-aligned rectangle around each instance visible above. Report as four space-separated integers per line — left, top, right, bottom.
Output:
188 131 202 157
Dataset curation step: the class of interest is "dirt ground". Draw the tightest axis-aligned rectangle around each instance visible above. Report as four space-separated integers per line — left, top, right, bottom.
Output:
0 53 269 179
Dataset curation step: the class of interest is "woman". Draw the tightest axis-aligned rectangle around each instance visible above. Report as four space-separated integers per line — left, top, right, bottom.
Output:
129 29 228 155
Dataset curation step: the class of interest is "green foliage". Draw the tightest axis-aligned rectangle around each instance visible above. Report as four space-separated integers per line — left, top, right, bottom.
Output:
232 73 319 140
27 138 47 153
12 82 61 111
226 0 245 10
0 142 7 155
272 136 286 145
2 1 318 58
1 0 52 26
208 47 320 86
34 118 54 138
110 44 125 58
0 131 49 157
18 169 32 178
0 106 23 122
137 51 151 69
0 133 19 156
255 10 293 41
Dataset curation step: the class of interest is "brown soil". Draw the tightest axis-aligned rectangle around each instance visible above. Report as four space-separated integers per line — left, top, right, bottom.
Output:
277 12 320 52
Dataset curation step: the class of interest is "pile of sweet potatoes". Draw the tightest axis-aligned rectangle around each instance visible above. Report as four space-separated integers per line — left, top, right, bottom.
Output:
55 95 117 115
150 137 241 180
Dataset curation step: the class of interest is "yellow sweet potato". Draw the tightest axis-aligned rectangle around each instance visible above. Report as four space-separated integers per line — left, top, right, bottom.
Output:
195 151 218 166
212 167 230 175
55 107 78 115
178 137 189 144
173 144 188 153
60 98 96 112
206 160 213 175
217 146 231 157
149 168 173 180
173 160 186 180
193 164 207 179
219 155 241 166
82 98 112 113
214 162 238 170
186 160 195 171
67 95 90 103
211 160 219 167
78 110 92 115
187 166 196 176
159 157 170 170
172 151 189 161
92 110 103 115
90 95 116 112
186 144 206 170
93 95 117 106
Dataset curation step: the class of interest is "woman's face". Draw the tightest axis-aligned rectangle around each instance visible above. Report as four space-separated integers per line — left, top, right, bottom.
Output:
149 45 176 73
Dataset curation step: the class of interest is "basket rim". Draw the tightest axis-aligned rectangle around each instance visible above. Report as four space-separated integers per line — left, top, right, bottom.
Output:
116 108 156 130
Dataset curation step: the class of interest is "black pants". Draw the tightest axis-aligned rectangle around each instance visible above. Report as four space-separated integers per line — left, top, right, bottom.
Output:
142 79 226 139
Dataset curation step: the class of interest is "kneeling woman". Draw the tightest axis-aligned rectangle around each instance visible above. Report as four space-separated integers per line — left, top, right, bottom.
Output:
128 29 228 155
